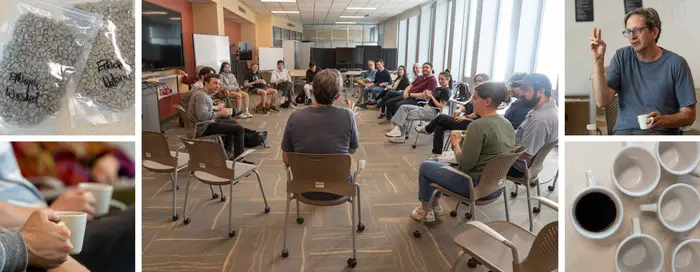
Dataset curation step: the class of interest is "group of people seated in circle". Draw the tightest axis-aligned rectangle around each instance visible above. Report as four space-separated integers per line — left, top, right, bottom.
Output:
178 58 559 223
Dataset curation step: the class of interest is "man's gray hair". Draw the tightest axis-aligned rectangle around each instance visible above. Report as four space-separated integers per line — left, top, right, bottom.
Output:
312 69 343 105
367 60 375 65
624 7 662 43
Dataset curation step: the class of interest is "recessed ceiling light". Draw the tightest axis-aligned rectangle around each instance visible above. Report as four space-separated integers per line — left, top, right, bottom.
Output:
262 0 296 2
340 16 365 18
143 11 167 15
271 11 300 14
336 22 357 24
346 7 376 10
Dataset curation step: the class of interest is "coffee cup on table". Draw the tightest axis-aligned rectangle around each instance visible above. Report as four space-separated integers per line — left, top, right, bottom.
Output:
655 142 700 178
570 170 624 239
640 183 700 232
611 142 660 197
672 239 700 272
638 114 653 130
55 211 88 255
614 217 663 272
78 183 113 216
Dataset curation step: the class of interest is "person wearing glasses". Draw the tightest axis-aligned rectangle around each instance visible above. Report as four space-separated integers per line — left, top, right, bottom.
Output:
590 7 696 135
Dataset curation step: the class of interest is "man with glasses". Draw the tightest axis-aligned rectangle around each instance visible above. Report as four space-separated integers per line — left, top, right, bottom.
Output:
590 7 696 135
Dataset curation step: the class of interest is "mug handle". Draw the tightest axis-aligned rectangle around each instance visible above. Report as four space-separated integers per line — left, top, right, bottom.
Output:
585 170 596 187
632 217 641 235
689 166 700 178
640 204 657 213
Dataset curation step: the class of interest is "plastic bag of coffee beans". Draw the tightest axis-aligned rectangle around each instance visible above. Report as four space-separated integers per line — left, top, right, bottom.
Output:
0 0 102 133
67 0 135 127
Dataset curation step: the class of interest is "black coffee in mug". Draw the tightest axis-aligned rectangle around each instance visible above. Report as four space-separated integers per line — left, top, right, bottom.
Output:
574 192 617 232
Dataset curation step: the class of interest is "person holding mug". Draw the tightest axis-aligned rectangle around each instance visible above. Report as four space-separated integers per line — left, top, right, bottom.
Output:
590 7 696 135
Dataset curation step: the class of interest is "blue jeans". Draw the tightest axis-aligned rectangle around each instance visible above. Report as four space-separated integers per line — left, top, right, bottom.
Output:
377 90 403 111
418 161 502 204
364 86 384 101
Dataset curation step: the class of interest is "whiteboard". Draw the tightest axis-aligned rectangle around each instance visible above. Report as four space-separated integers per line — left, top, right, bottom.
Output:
565 0 699 96
193 34 231 73
258 47 284 71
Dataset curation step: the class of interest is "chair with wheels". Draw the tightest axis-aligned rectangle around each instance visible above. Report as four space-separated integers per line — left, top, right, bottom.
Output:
281 153 366 268
413 147 526 238
142 131 190 221
174 105 227 200
179 138 270 238
508 141 558 217
450 197 558 272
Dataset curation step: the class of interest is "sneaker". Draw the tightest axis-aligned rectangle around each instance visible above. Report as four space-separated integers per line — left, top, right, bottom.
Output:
280 102 289 108
415 126 430 134
377 113 386 119
432 204 445 216
411 206 435 222
235 114 248 119
427 154 440 161
389 136 406 143
269 106 279 112
385 127 402 137
305 99 312 105
367 99 377 105
243 111 253 118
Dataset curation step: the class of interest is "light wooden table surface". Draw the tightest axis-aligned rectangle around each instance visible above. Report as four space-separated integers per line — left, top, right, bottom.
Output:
566 141 700 272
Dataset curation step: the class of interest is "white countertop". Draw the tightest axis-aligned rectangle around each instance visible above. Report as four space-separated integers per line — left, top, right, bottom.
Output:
565 141 700 272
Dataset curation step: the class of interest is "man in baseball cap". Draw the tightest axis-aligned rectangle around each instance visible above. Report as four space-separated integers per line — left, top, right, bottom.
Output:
508 73 558 178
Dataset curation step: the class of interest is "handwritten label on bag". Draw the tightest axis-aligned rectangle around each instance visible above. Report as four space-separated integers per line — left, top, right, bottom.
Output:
315 182 324 189
199 163 206 169
97 59 132 88
5 72 39 104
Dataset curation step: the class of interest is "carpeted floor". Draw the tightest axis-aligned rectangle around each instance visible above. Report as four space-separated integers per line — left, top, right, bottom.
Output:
142 93 559 272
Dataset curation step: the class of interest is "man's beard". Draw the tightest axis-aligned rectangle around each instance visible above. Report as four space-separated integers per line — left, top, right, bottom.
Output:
520 95 539 107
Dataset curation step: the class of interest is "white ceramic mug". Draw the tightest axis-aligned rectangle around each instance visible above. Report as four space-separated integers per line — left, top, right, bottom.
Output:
615 217 663 272
638 114 653 130
55 211 88 255
611 143 660 197
570 170 624 239
640 183 700 232
655 142 700 177
673 239 700 272
78 183 113 216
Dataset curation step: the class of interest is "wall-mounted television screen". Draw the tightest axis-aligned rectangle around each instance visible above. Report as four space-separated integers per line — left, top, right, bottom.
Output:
238 42 252 61
142 1 184 71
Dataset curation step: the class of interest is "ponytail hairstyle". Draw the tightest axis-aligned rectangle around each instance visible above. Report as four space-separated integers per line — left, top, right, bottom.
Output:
439 71 453 89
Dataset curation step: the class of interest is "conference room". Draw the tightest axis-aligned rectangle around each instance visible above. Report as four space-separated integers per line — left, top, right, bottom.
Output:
564 0 700 136
141 0 561 271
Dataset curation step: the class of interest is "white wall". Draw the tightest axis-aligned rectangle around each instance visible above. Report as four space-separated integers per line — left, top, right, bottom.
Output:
382 17 398 48
565 0 700 96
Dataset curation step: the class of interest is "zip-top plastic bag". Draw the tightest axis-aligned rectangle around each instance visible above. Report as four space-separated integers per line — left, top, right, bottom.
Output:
0 0 102 134
66 0 135 127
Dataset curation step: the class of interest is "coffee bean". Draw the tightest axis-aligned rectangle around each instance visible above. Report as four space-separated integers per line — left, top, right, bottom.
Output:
74 0 135 111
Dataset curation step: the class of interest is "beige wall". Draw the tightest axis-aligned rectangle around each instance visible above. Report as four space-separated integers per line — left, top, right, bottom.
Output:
192 2 224 35
271 16 303 33
382 17 398 48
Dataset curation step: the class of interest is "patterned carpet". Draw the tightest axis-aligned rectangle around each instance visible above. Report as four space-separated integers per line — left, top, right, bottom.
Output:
141 95 559 272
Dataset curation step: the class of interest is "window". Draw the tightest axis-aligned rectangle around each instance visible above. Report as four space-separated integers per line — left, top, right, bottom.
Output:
407 16 418 67
398 19 408 67
418 4 433 64
514 0 540 74
432 0 448 72
450 0 467 76
536 0 564 90
492 0 513 81
475 0 498 77
464 0 478 78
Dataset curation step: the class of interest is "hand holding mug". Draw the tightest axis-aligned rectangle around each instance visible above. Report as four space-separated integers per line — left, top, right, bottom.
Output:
449 131 462 146
21 209 72 269
49 188 96 220
646 111 664 130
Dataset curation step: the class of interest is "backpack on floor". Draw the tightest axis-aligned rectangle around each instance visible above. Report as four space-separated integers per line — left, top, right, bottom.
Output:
244 128 268 148
295 91 306 104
